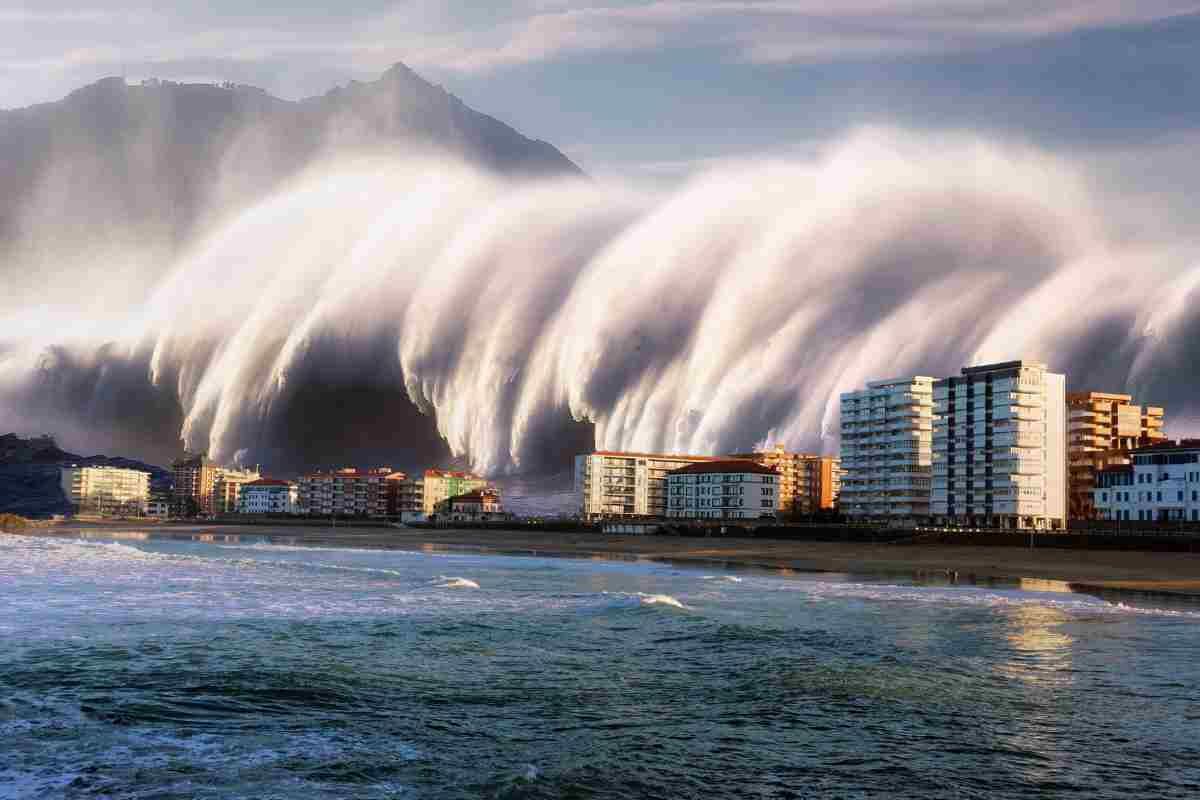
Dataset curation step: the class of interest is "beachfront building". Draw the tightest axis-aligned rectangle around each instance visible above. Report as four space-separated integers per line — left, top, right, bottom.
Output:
212 466 263 514
839 376 936 520
422 469 488 516
433 489 506 523
172 454 221 516
931 360 1067 530
384 472 426 521
238 479 298 514
1067 391 1166 520
147 490 172 519
727 445 841 515
575 451 723 519
60 465 150 516
665 460 779 520
298 468 393 517
1094 440 1200 523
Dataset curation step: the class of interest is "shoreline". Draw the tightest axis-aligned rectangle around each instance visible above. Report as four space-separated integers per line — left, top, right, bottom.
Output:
16 521 1200 602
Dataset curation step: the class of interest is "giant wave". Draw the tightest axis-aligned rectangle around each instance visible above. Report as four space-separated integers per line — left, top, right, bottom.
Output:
1 128 1197 476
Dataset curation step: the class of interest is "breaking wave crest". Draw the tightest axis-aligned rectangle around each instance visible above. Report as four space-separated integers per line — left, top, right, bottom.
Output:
436 577 481 589
2 127 1198 473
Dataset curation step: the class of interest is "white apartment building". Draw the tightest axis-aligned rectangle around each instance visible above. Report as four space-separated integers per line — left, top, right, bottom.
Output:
839 377 936 519
666 460 779 520
1094 440 1200 522
60 465 151 516
931 360 1066 530
238 480 298 514
575 451 720 518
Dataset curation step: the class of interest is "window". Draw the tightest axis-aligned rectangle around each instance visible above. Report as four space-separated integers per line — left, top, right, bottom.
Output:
1157 491 1163 502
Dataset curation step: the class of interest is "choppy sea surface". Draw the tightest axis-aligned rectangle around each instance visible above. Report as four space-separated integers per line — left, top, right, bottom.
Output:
2 532 1199 799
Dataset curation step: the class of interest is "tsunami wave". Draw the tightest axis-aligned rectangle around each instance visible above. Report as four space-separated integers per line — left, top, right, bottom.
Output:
1 127 1198 475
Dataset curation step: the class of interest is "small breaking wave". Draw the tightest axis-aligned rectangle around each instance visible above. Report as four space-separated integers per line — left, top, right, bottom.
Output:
701 575 743 583
638 593 687 609
436 577 480 589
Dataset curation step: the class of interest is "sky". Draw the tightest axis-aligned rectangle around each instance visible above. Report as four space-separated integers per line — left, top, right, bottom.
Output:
4 1 1200 182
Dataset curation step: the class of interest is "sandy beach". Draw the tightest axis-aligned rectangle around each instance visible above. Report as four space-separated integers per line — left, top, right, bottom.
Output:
21 521 1200 600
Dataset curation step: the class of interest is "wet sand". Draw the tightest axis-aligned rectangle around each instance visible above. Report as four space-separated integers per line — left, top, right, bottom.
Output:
23 521 1200 599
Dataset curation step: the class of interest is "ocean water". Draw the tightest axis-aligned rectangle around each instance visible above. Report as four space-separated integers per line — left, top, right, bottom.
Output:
2 533 1199 799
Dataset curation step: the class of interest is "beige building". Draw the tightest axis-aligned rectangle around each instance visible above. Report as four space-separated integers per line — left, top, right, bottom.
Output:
840 376 937 519
434 489 505 523
60 465 150 517
1067 391 1166 519
213 467 263 514
728 445 841 515
172 454 260 516
575 451 723 518
666 460 779 520
298 468 393 517
422 469 489 516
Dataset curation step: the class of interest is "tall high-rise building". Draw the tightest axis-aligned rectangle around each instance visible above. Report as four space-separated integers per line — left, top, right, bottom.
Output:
60 465 150 516
575 452 721 518
727 445 841 515
1067 392 1166 519
172 454 221 516
422 470 488 516
839 377 936 519
931 360 1066 530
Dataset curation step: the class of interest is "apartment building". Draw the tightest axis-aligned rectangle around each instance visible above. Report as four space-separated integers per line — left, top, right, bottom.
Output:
60 465 150 516
422 469 488 516
727 445 841 515
238 480 298 514
1067 391 1166 519
931 360 1066 530
433 489 506 522
298 468 393 517
666 460 779 520
575 451 721 518
384 472 425 518
172 454 222 516
839 376 936 519
212 466 263 514
1094 440 1200 522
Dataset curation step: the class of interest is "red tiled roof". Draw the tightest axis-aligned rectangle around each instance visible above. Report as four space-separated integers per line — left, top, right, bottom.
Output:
668 459 778 476
590 451 722 460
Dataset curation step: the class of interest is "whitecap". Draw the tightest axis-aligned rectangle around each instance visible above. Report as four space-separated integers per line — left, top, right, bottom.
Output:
638 593 687 609
436 576 480 589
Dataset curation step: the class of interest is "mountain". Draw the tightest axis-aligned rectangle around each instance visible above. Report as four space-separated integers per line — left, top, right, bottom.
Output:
0 433 170 518
0 63 582 292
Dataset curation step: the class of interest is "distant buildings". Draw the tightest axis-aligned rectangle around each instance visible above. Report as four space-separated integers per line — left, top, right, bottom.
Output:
297 468 393 517
839 377 936 520
171 454 259 517
932 360 1066 530
60 465 150 516
239 479 298 514
1067 392 1166 519
422 469 489 516
666 460 779 520
728 445 841 515
575 452 722 519
1094 440 1200 522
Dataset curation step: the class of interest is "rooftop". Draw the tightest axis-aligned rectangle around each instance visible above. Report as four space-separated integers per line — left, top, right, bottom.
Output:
1132 439 1200 454
244 479 293 487
668 459 778 476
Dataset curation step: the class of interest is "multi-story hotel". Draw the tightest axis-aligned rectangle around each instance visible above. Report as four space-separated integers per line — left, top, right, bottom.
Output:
1094 440 1200 523
60 465 150 516
298 467 393 517
575 451 723 518
422 469 488 516
1067 391 1166 519
931 360 1066 530
666 460 779 520
839 376 936 519
727 446 841 515
238 479 298 514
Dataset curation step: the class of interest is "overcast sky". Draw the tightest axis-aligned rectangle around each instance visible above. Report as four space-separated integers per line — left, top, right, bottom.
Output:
5 1 1200 178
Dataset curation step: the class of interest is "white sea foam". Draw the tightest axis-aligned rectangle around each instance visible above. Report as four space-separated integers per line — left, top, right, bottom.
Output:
638 593 687 609
436 576 481 589
702 575 743 583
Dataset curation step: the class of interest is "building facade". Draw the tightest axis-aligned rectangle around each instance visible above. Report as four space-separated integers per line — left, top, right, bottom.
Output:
298 468 393 517
434 489 506 522
575 451 722 518
931 360 1066 530
727 446 841 515
212 467 262 514
839 376 936 519
60 465 150 516
666 460 779 520
1094 440 1200 522
422 470 489 516
1067 391 1166 519
172 454 222 516
238 480 298 514
384 472 425 519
